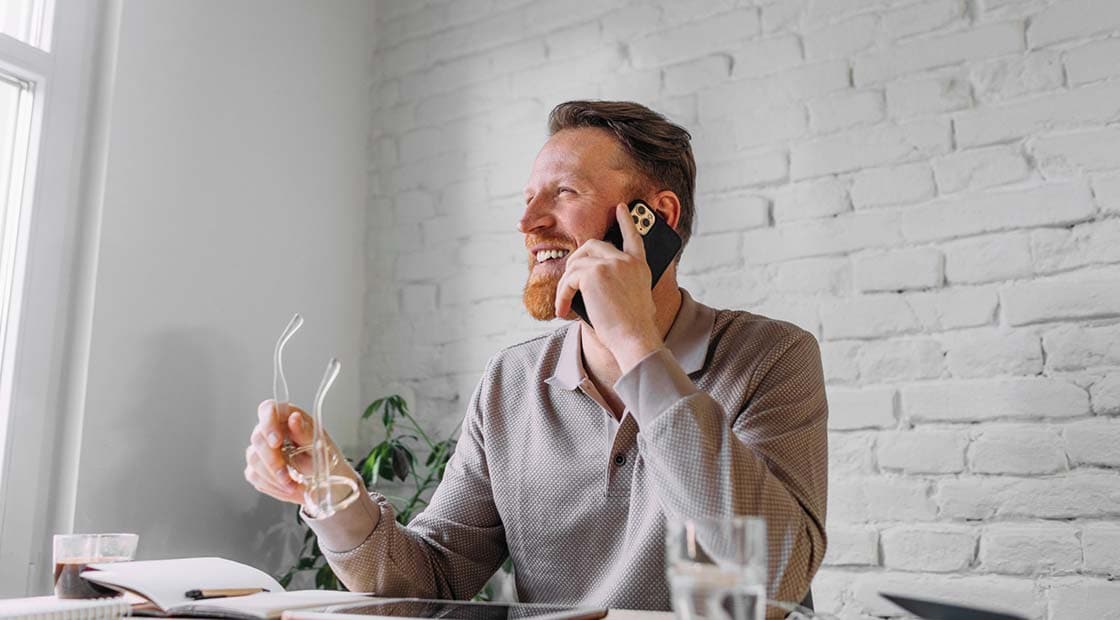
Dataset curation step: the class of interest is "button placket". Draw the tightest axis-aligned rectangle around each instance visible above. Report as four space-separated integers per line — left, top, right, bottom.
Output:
606 414 639 497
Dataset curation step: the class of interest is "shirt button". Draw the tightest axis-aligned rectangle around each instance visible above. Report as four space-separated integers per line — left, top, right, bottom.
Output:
614 454 627 466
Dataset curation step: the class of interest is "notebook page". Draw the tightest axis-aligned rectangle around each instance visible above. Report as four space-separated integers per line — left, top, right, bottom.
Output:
83 557 283 612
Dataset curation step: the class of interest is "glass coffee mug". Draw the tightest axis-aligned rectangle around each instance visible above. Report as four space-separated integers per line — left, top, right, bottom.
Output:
53 533 138 598
666 517 767 620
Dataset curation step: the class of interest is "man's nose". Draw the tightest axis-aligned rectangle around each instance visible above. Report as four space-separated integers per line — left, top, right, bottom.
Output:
518 196 553 234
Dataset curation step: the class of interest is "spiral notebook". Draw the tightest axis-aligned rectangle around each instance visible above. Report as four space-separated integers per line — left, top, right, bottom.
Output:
0 595 131 620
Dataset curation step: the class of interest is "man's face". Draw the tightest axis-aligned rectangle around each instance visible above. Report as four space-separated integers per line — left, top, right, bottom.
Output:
519 128 638 321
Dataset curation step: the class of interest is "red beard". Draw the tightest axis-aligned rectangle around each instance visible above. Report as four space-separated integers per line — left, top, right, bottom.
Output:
522 233 576 321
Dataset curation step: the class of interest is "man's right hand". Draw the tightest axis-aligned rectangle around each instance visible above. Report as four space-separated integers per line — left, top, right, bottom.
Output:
244 399 319 505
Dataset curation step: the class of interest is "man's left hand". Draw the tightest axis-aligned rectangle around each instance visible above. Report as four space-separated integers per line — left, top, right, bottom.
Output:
555 203 664 373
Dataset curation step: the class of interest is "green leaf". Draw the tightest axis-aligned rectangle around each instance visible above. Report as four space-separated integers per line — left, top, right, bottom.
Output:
391 444 412 481
361 398 384 420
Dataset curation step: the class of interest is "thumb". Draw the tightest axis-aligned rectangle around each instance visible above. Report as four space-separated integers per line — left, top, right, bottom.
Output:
288 409 314 446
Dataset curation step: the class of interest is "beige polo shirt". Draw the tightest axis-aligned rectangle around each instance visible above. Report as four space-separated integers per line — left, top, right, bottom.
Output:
306 290 828 609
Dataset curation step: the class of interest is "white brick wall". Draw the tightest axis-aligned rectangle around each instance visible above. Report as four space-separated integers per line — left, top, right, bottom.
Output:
363 1 1120 616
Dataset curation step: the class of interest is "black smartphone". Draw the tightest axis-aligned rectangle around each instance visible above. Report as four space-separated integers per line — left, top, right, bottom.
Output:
570 199 683 327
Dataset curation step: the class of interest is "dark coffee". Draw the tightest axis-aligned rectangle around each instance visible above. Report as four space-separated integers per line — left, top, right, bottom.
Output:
53 561 120 599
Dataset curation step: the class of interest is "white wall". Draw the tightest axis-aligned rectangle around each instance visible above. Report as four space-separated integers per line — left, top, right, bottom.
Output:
364 0 1120 617
42 0 372 592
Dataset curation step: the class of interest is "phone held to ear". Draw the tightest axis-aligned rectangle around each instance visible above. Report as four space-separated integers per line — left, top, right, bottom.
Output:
570 199 683 327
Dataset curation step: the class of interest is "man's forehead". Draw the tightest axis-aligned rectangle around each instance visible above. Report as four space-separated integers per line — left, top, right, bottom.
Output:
527 128 630 183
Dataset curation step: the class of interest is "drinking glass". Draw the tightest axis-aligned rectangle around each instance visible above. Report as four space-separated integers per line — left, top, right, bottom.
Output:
53 533 138 598
666 516 767 620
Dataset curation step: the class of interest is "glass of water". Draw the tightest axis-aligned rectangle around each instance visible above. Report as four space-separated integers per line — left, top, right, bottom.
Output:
666 516 767 620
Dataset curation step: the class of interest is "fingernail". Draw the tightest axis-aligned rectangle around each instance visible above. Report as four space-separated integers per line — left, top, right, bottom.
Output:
267 432 280 448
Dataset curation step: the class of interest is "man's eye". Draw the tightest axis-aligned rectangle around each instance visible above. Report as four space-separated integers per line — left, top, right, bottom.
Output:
558 187 575 195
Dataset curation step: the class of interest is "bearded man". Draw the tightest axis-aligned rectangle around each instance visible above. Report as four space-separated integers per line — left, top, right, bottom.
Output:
244 101 828 611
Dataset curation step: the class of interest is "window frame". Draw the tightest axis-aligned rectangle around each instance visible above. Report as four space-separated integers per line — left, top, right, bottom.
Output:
0 0 105 595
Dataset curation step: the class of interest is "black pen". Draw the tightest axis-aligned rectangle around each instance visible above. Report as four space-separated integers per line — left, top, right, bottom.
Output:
185 588 270 600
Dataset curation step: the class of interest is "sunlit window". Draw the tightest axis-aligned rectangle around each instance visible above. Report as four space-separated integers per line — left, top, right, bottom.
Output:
0 0 53 51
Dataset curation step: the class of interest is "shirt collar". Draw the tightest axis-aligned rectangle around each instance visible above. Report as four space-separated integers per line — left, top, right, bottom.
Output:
545 289 716 391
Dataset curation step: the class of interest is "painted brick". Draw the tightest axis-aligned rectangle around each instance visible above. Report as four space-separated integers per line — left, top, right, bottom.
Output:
694 193 770 235
807 90 885 133
942 232 1033 285
394 189 438 221
1065 38 1120 86
904 286 1000 331
932 145 1031 194
902 378 1089 422
1064 418 1120 467
969 51 1065 104
854 22 1024 85
697 151 789 194
942 328 1043 378
1002 268 1120 326
821 340 860 383
970 425 1067 474
699 60 850 122
882 0 965 39
829 431 876 475
1032 219 1120 275
850 162 935 209
854 248 943 293
600 5 663 41
1047 580 1120 620
731 34 803 79
1034 127 1120 176
630 8 761 69
823 525 879 566
791 118 951 180
760 0 805 34
827 387 897 430
857 338 944 382
850 572 1041 619
733 105 808 149
663 55 731 97
830 476 937 523
1043 324 1120 371
821 295 921 340
439 263 524 306
1091 371 1120 414
1027 0 1120 48
742 210 903 264
806 0 891 23
878 429 968 474
773 176 850 222
1084 522 1120 574
980 523 1081 575
400 283 438 315
881 526 976 572
886 71 972 119
937 471 1120 519
678 232 739 275
803 14 878 60
1094 175 1120 214
900 183 1095 243
954 80 1120 148
769 256 851 295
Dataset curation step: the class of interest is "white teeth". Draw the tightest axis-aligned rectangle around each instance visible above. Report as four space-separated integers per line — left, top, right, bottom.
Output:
535 249 570 263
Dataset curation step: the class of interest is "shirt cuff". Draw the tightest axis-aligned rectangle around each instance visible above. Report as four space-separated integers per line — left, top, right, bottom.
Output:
302 489 382 553
614 346 698 426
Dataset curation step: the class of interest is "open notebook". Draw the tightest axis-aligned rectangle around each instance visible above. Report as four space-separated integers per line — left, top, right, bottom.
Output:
81 557 369 619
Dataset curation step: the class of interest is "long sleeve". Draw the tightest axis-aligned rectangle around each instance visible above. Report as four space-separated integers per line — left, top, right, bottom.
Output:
304 372 507 598
615 330 829 605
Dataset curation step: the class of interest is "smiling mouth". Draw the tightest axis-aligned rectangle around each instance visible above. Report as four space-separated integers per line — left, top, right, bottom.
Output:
534 249 571 264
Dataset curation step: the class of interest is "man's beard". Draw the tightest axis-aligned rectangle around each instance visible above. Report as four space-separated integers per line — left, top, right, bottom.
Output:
522 234 575 321
523 269 559 321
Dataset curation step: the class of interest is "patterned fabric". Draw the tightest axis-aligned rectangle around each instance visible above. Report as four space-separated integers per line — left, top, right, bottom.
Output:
306 290 828 610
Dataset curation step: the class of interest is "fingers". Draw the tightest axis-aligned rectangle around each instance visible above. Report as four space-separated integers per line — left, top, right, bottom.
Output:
257 400 283 449
244 445 302 503
250 427 290 484
617 203 646 260
287 409 314 446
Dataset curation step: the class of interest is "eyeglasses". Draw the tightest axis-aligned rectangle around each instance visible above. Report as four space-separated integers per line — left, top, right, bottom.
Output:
273 313 359 518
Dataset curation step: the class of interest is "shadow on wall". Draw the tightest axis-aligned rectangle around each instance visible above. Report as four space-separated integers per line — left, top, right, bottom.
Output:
76 328 298 574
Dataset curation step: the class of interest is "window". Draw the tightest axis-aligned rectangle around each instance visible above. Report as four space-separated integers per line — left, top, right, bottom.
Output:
0 0 101 596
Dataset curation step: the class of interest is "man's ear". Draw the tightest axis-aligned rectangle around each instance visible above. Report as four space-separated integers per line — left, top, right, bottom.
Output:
649 190 682 231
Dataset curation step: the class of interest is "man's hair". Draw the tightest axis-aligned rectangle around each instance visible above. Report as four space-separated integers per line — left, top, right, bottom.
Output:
548 100 696 250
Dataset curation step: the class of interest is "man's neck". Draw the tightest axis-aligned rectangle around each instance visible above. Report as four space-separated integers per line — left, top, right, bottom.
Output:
580 276 683 417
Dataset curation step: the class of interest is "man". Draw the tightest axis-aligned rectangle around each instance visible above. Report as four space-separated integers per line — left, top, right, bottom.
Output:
244 101 828 610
